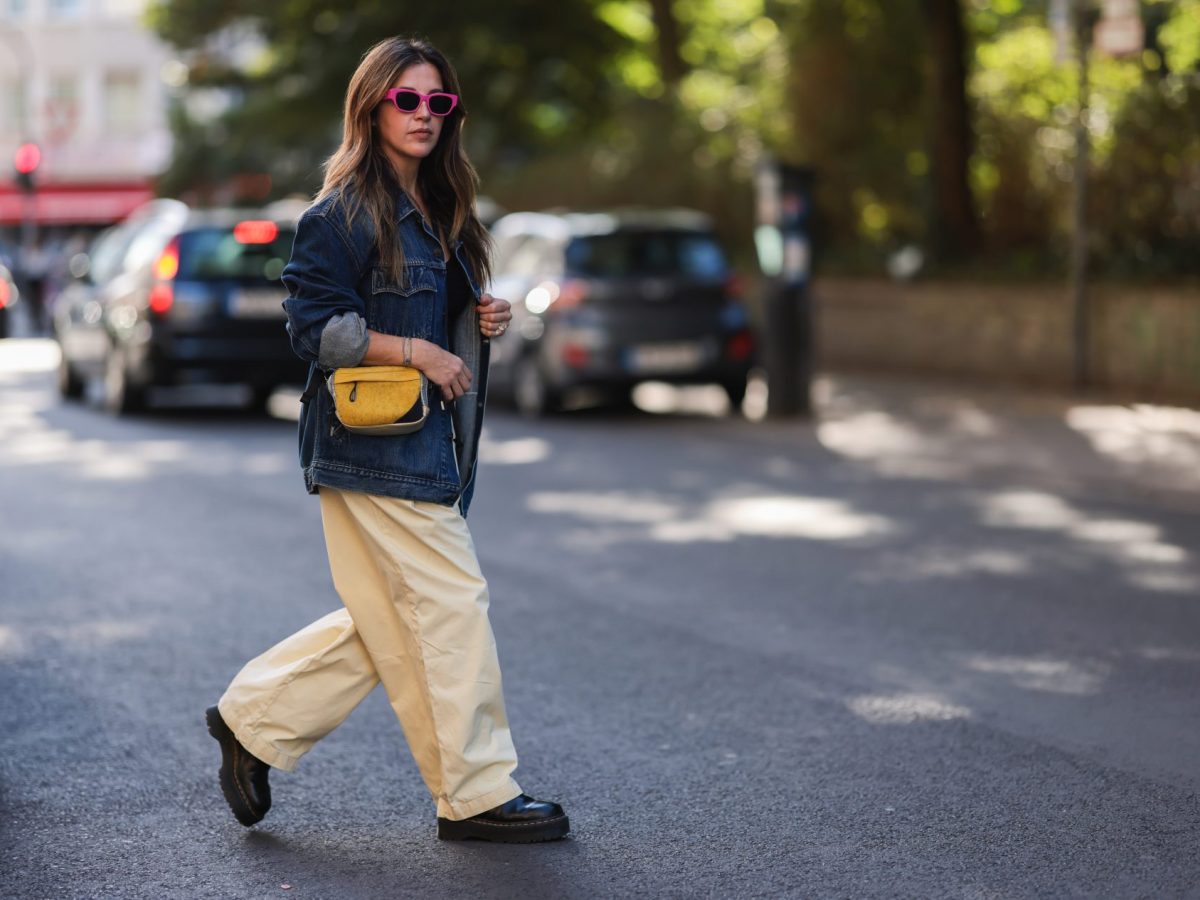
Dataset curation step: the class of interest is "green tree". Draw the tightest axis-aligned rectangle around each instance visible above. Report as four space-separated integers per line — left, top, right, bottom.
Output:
146 1 626 199
147 0 1200 277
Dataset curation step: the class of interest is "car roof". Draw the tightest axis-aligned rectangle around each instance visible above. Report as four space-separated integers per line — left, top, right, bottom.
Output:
121 199 300 233
492 208 715 241
181 209 299 230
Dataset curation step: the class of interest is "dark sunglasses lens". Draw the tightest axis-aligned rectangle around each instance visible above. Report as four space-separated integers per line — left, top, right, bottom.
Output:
393 91 420 112
428 95 455 116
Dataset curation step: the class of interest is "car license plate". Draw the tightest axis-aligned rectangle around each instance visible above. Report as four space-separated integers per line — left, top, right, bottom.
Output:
626 341 705 374
230 289 285 318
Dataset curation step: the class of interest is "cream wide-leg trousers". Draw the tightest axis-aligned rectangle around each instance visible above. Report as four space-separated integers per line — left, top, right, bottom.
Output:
217 487 523 821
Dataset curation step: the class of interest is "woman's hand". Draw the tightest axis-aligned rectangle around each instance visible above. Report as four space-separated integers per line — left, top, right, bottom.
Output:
364 332 471 402
477 293 512 338
410 338 472 401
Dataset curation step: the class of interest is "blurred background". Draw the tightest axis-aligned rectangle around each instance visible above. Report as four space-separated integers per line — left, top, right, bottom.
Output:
8 0 1200 264
3 3 1200 898
1 0 1198 403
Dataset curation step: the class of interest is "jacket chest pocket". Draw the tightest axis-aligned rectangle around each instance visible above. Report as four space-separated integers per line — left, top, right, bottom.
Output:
367 262 442 340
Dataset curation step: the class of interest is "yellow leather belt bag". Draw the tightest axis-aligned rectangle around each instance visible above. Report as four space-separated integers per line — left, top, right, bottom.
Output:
326 365 429 436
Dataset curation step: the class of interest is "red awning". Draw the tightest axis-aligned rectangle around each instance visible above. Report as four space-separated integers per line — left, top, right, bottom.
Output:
0 181 156 226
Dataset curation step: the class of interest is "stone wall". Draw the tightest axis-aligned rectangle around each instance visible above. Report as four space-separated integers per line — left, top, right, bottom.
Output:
813 278 1200 402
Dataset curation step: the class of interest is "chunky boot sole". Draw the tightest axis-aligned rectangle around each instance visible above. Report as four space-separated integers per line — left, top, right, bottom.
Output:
437 813 571 843
205 706 267 827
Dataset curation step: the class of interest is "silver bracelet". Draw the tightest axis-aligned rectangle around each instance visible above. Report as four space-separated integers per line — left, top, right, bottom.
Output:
403 336 412 366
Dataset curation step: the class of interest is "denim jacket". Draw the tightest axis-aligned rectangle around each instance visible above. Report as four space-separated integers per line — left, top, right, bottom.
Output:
281 184 490 516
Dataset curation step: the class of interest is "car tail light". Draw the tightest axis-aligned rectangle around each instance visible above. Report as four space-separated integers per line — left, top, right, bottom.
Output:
562 342 589 369
155 240 180 280
234 220 279 244
149 283 174 314
150 238 179 314
0 279 10 309
726 330 753 362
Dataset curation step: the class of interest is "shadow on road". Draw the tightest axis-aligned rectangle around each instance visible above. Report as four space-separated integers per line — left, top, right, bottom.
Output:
3 339 1200 897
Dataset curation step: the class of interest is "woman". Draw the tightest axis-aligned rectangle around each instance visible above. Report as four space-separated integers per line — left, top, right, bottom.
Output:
204 37 569 844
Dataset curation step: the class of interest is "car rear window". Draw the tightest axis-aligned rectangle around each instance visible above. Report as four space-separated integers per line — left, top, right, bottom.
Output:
564 231 728 279
177 225 295 282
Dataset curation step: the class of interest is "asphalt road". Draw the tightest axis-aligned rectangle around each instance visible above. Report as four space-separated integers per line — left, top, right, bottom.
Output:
1 339 1198 899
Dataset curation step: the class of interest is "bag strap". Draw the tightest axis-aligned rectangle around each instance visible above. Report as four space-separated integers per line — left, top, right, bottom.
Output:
300 362 325 403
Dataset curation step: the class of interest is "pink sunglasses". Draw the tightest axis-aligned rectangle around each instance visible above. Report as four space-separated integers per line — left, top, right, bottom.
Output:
384 88 459 117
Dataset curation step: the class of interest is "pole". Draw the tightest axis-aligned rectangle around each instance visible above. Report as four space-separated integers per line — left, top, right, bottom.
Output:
766 281 808 417
1070 0 1092 390
756 162 815 419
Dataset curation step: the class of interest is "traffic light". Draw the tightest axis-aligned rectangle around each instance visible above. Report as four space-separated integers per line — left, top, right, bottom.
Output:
13 142 40 192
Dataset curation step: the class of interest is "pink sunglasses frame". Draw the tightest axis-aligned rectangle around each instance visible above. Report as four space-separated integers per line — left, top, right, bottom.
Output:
384 88 459 117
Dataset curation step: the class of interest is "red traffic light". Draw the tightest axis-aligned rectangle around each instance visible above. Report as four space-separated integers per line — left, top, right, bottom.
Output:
14 143 41 175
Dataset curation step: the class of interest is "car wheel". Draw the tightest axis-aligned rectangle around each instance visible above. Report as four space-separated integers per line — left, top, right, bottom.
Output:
722 377 748 414
514 354 559 417
104 346 146 415
57 350 86 400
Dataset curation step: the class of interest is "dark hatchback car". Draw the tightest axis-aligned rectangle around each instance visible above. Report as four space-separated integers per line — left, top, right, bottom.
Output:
54 200 305 413
487 209 755 415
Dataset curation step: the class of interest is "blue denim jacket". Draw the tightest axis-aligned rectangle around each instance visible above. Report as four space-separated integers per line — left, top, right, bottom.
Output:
281 184 490 516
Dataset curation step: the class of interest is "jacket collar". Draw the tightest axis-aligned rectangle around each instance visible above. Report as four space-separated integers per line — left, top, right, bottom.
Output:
392 182 467 255
392 184 420 223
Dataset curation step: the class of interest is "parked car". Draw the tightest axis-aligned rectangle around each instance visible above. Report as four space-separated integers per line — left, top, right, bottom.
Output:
54 200 305 413
0 237 19 339
486 209 756 415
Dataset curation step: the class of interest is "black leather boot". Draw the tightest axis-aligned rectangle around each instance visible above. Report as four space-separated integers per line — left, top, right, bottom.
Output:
437 793 570 843
205 706 271 826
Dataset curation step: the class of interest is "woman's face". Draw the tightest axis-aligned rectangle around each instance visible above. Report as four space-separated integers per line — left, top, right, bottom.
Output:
376 62 448 167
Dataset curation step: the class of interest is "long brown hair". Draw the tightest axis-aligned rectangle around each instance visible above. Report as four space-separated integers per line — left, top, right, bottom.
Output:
318 38 491 286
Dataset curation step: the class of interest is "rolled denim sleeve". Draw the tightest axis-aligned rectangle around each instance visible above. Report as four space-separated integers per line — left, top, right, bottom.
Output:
318 311 369 368
281 210 366 365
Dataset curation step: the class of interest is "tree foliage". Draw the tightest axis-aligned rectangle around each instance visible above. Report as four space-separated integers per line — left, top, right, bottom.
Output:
145 0 625 197
147 0 1200 277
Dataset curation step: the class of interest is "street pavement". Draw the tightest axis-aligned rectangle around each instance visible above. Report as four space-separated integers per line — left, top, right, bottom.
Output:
1 338 1198 899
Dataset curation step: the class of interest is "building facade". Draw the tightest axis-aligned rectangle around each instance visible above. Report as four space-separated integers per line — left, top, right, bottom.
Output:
0 0 173 227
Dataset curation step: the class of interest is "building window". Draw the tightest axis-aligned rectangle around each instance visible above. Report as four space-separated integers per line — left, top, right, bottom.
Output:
104 72 141 134
45 75 80 143
3 0 29 20
50 0 83 17
3 81 29 136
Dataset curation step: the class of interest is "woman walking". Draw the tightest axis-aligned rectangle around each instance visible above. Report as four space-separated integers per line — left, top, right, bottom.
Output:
204 37 569 844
